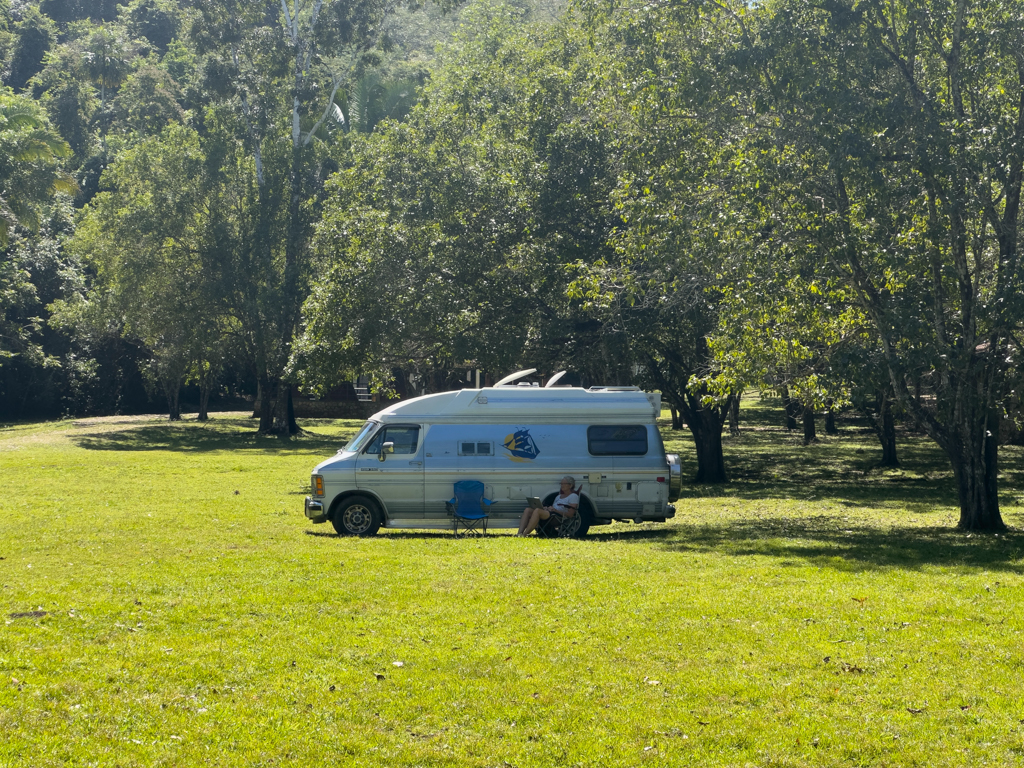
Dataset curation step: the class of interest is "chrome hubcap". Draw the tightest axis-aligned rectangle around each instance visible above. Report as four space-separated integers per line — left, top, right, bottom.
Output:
343 504 373 534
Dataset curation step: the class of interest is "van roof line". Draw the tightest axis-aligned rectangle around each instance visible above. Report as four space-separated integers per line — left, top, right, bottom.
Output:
371 386 660 421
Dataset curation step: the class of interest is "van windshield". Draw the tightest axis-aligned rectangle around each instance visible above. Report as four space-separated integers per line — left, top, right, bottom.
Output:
342 421 379 453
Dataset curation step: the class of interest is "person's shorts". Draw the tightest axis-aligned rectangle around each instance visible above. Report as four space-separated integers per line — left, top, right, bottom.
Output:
539 510 564 533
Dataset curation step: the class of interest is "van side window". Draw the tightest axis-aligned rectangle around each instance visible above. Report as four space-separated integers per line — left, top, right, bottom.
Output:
365 426 420 455
459 441 493 456
587 425 648 455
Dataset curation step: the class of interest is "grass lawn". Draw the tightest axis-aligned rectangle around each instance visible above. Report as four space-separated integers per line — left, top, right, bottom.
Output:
1 400 1023 766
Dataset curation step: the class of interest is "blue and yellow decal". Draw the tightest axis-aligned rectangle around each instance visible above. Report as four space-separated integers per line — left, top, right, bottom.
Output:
503 428 540 462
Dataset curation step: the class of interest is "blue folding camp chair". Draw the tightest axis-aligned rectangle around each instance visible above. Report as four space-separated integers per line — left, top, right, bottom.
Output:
446 480 494 536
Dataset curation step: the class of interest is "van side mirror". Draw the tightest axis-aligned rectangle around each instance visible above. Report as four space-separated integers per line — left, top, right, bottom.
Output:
378 441 395 462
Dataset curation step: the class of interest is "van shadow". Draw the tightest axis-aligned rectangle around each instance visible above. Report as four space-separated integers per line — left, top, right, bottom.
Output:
306 528 677 542
653 516 1024 573
305 529 477 540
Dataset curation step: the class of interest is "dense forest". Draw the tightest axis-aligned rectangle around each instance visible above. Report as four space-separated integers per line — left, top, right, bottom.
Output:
1 0 1022 530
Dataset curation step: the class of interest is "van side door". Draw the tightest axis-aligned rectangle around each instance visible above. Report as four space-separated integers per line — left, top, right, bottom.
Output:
355 425 425 518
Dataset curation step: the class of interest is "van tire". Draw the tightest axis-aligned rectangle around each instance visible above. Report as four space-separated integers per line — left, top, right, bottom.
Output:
331 496 381 537
538 494 592 539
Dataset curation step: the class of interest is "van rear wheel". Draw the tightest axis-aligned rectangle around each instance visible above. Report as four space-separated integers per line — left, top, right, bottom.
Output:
537 494 591 539
331 496 381 536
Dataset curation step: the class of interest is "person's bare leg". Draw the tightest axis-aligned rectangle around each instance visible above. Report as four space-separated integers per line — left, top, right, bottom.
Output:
518 507 532 536
521 508 549 537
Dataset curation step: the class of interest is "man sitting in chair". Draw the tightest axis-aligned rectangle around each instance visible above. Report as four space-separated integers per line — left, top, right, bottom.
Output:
517 476 579 537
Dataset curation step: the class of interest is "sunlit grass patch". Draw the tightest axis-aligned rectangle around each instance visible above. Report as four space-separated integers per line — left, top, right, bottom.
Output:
1 405 1023 766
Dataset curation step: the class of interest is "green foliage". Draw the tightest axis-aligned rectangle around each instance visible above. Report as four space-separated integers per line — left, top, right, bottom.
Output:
297 3 620 393
122 0 179 53
112 64 184 135
4 5 54 92
0 89 75 246
730 0 1024 528
71 123 230 418
38 0 120 24
343 71 419 134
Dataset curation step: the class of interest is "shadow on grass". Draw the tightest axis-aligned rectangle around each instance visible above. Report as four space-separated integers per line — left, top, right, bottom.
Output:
304 529 501 540
588 528 677 543
301 518 1024 571
653 516 1024 573
70 419 349 454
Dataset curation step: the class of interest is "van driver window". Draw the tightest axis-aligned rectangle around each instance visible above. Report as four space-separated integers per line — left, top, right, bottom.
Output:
365 426 420 455
587 425 648 456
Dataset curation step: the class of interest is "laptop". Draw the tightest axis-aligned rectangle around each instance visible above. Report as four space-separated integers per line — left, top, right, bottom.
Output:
527 496 543 510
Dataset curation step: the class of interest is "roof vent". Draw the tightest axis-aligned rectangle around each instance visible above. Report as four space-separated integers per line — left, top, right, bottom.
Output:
544 370 567 388
494 368 537 387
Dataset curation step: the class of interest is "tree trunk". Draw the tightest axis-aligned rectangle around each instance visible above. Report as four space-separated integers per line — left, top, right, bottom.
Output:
287 384 297 432
258 375 274 433
729 391 741 436
891 366 1005 531
670 404 683 430
948 407 1004 531
271 379 299 435
684 390 730 483
802 404 817 445
878 394 899 467
781 385 798 430
825 399 838 435
164 378 182 421
198 369 213 422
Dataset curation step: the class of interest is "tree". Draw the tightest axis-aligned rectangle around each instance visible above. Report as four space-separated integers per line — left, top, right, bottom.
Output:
744 0 1024 529
71 124 227 421
123 0 180 54
562 0 754 482
295 4 624 395
0 91 80 415
4 6 53 93
0 89 74 247
189 0 429 433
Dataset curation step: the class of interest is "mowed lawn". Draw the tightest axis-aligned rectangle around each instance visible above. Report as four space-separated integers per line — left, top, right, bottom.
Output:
2 402 1024 767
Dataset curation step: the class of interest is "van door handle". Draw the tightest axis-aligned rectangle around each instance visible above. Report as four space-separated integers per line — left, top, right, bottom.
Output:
408 461 422 466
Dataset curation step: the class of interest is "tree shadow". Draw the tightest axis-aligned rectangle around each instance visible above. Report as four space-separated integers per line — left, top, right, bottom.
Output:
70 420 348 454
587 528 678 543
653 516 1024 573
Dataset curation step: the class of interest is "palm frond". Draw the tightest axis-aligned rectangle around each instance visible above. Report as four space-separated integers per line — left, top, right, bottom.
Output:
0 102 44 131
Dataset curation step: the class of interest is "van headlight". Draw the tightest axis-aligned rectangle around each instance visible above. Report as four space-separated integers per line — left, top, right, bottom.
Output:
312 475 325 497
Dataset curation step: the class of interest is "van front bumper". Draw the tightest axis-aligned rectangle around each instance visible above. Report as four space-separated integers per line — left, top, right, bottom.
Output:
305 497 328 523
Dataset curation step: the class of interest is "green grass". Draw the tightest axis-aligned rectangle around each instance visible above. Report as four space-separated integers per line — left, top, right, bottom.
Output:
1 403 1023 766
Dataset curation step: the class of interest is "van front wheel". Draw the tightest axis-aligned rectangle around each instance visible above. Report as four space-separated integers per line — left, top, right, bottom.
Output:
331 496 381 537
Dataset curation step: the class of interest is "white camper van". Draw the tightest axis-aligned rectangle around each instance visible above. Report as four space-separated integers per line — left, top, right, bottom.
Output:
304 378 682 537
